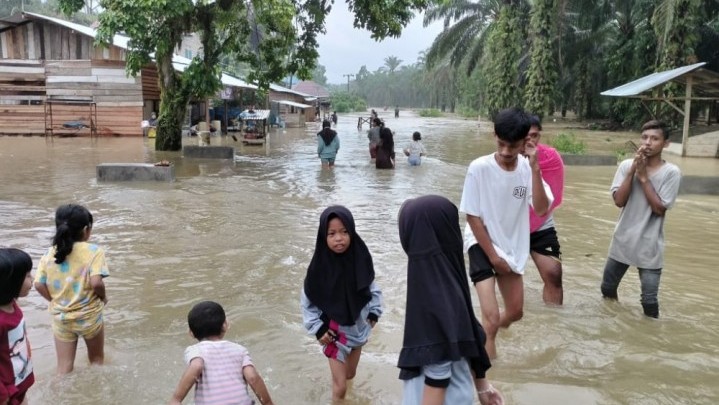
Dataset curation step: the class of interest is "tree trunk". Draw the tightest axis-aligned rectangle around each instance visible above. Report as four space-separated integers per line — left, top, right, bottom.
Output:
154 54 191 151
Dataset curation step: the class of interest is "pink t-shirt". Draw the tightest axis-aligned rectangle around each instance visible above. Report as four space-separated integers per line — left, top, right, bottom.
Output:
530 144 564 233
184 340 254 405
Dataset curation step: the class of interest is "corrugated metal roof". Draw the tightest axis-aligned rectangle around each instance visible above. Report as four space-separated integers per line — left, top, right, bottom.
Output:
272 99 312 108
601 62 710 97
239 109 271 120
22 12 257 90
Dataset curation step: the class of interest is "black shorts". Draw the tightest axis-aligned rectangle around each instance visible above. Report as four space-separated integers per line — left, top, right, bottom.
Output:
468 244 495 284
530 227 562 259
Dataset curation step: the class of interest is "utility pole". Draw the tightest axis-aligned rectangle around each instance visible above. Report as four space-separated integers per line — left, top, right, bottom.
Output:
342 74 354 93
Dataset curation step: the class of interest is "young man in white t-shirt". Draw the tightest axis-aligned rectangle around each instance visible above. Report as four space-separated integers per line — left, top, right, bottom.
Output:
459 107 553 359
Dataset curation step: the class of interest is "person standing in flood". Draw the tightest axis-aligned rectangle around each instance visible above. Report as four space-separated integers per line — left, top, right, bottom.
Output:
600 120 681 318
397 195 504 405
317 120 340 169
526 115 564 305
367 118 383 159
34 204 109 375
301 206 383 401
376 127 396 169
459 107 552 358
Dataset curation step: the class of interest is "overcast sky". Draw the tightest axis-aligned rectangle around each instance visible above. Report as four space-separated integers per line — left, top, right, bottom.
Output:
316 3 445 84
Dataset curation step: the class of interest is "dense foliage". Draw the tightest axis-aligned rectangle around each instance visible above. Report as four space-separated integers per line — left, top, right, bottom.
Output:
329 91 367 113
56 0 430 150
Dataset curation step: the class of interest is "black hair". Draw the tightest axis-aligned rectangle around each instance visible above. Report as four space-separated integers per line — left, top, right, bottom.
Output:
412 131 421 141
0 248 33 305
322 120 331 129
53 204 93 264
372 117 383 127
380 127 394 152
494 107 531 143
188 301 226 340
529 115 542 131
641 120 670 140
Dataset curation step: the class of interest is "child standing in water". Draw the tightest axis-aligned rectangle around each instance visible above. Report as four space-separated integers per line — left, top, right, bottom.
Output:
34 204 109 375
301 206 383 401
169 301 274 405
0 248 35 405
403 131 426 166
397 196 503 405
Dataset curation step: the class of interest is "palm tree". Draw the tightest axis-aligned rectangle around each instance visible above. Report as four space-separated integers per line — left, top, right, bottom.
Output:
383 56 403 73
423 0 504 74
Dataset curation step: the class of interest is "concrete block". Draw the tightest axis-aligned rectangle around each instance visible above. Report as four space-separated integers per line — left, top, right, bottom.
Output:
679 175 719 195
183 146 235 159
97 163 174 182
561 154 617 166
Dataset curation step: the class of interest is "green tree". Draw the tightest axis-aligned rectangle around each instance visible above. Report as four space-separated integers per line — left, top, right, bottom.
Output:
59 0 430 150
481 2 528 118
523 0 557 118
312 64 328 86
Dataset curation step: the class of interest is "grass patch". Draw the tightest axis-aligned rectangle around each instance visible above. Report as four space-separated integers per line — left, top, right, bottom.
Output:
419 108 443 117
549 132 587 154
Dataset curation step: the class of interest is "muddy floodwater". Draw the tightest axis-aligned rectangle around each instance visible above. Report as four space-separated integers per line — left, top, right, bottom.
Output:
1 111 718 405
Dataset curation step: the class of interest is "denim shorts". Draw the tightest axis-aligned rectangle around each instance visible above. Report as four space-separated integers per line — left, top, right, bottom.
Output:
321 158 335 165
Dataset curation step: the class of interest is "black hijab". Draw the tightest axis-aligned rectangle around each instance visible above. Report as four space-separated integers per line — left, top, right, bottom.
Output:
397 195 491 380
318 121 337 146
304 206 375 326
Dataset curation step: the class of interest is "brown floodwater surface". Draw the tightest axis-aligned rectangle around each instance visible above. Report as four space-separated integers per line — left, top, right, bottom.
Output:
1 112 717 404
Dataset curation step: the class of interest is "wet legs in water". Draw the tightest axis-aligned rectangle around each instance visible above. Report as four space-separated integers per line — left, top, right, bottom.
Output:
601 257 661 318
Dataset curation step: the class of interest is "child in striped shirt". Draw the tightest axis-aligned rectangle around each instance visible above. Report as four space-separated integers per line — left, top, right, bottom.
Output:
169 301 274 405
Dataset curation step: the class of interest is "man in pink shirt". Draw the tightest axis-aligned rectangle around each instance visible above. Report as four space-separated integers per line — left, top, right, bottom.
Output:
527 116 564 305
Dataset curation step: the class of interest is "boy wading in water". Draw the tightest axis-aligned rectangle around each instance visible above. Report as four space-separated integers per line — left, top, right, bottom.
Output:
600 120 681 318
459 107 553 359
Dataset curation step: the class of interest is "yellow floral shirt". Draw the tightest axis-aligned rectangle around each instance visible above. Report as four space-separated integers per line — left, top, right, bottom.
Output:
35 242 109 321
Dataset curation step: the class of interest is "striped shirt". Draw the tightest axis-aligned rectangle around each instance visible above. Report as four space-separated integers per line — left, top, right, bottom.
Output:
184 340 255 405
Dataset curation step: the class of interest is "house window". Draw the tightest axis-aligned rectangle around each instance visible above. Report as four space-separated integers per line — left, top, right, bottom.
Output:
184 49 192 59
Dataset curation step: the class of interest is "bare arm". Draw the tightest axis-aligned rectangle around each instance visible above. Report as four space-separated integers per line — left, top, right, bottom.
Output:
169 358 203 405
90 275 108 304
635 161 668 216
243 365 274 405
613 154 641 207
525 140 550 216
466 215 512 275
34 282 52 302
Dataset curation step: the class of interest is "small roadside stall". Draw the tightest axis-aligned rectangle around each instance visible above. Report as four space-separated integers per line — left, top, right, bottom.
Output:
238 109 270 145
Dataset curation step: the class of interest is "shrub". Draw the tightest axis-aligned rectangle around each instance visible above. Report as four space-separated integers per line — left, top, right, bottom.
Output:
549 133 586 154
419 109 442 117
330 91 367 113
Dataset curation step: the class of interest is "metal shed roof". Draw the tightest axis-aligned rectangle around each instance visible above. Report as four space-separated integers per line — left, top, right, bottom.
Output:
601 62 719 98
272 99 312 109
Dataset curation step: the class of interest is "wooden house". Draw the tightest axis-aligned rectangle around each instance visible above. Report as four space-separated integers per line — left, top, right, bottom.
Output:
269 84 315 125
0 12 255 137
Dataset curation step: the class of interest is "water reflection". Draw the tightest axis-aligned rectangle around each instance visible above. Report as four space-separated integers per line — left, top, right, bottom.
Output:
0 111 717 404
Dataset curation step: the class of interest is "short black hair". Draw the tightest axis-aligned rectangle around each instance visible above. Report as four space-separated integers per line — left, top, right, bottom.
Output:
641 120 670 140
0 248 33 305
322 120 331 128
494 107 531 143
188 301 226 340
412 131 421 141
529 115 542 131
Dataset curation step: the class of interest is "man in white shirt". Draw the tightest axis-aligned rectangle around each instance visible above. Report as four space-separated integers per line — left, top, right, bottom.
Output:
459 107 553 358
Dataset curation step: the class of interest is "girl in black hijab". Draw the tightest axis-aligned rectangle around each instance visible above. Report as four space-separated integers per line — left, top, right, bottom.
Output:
301 205 383 401
398 195 504 405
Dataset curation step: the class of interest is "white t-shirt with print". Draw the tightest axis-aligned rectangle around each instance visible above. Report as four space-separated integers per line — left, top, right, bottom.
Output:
459 153 553 274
